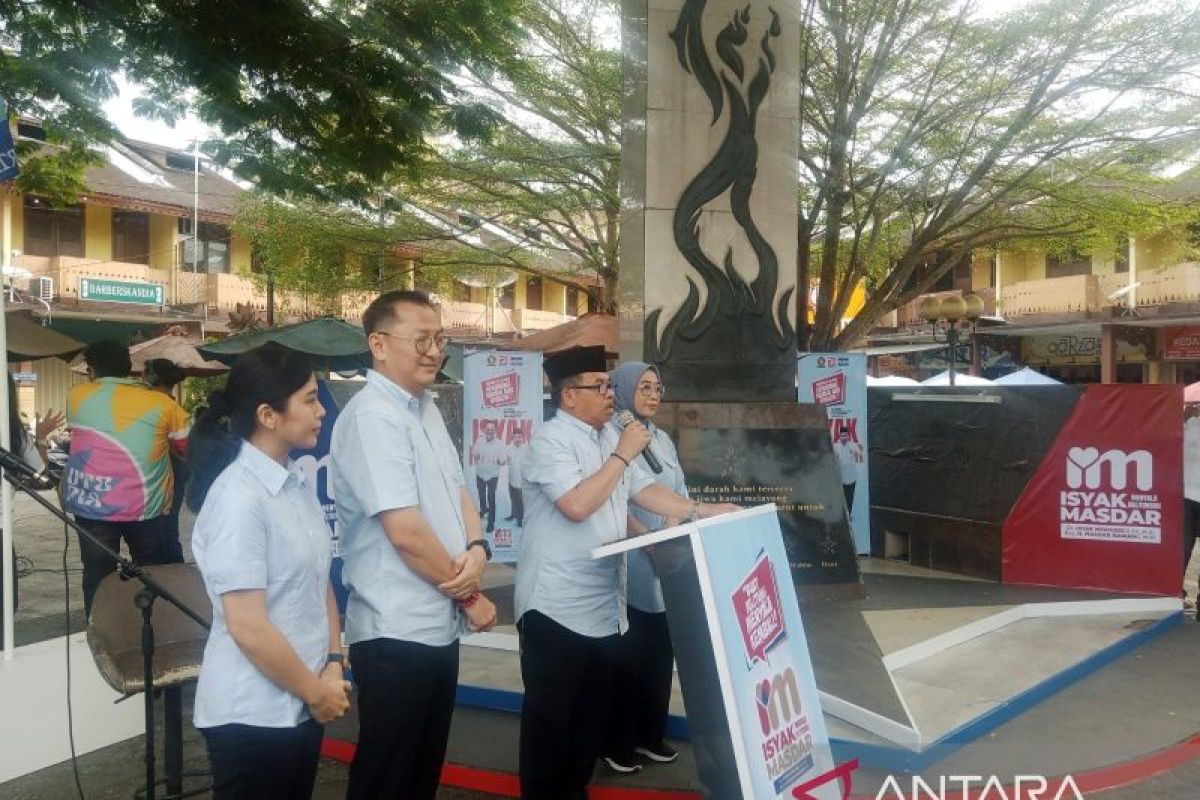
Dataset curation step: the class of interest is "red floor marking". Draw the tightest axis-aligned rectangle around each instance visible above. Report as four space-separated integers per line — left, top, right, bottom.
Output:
322 734 1200 799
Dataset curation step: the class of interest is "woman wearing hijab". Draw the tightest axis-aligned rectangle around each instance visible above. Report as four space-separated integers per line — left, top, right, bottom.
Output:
602 361 683 773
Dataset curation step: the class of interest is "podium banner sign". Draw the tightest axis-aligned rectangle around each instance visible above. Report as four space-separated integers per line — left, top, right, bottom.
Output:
695 507 842 799
463 350 543 562
798 353 869 553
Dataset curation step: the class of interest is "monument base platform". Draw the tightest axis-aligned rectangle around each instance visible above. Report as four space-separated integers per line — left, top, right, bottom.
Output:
326 559 1185 795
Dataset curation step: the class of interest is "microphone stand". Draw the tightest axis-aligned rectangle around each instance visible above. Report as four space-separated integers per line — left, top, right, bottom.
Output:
0 456 210 800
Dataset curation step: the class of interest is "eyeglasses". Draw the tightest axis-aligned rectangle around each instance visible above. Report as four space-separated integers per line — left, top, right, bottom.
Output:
567 381 612 395
636 383 665 399
377 330 448 354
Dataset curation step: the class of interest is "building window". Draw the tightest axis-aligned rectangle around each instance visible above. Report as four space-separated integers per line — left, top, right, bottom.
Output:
525 277 543 311
452 280 471 302
499 282 515 310
112 210 150 264
1114 238 1130 274
566 285 580 314
23 196 84 258
179 219 230 273
1046 247 1092 278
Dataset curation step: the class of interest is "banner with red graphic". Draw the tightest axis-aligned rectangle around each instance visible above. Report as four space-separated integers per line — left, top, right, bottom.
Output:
699 507 844 799
463 349 543 563
1003 384 1183 595
798 354 869 554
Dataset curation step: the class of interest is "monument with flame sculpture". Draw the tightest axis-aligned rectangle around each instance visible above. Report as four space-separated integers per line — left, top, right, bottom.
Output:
618 0 861 596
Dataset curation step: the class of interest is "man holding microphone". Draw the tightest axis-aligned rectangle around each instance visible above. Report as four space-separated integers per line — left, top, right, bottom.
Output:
515 345 736 799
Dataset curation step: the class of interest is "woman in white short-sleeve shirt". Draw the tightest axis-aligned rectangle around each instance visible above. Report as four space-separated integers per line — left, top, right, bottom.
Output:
188 343 349 800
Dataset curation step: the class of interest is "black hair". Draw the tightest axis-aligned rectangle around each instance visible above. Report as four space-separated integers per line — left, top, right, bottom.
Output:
361 290 436 336
7 373 29 452
144 358 186 390
84 340 132 378
186 342 314 512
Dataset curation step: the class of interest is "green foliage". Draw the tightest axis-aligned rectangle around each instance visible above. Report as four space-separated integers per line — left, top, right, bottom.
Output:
181 372 225 415
409 0 619 308
1 0 525 200
232 196 496 312
798 0 1200 349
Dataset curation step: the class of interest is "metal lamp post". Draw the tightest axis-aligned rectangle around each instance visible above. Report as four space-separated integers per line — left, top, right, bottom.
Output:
920 293 985 386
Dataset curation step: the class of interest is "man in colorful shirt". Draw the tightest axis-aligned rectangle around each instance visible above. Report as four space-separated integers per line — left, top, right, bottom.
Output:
66 340 190 616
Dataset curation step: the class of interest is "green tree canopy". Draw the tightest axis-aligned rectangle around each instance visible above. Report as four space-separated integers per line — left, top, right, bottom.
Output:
1 0 523 200
406 0 620 309
798 0 1200 349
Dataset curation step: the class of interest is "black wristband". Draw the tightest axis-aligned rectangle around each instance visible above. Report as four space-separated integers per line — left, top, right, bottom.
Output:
326 652 344 666
611 452 630 468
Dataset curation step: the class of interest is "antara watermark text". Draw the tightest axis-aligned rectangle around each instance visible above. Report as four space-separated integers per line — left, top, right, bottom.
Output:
875 774 1085 800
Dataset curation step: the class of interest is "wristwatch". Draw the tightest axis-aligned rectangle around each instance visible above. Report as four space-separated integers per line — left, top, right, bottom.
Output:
325 652 345 666
467 538 493 561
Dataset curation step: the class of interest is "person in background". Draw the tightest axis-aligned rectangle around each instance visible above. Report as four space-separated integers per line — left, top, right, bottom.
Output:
333 290 497 800
602 362 684 773
470 419 507 534
831 425 864 511
189 343 349 800
65 340 190 617
144 358 189 562
0 373 62 639
505 430 527 527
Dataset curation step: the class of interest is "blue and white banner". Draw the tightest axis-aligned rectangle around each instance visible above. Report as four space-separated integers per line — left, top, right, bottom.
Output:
463 349 543 562
798 353 870 554
291 379 346 610
0 101 18 182
696 507 844 799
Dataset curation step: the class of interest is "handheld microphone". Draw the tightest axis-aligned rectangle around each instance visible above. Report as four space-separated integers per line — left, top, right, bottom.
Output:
616 410 662 474
0 444 58 491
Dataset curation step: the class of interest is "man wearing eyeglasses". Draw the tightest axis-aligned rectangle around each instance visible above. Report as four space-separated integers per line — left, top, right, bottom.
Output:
332 290 498 800
515 344 737 800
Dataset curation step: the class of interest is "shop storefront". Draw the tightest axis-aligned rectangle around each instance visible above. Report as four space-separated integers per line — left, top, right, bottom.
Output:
1164 325 1200 384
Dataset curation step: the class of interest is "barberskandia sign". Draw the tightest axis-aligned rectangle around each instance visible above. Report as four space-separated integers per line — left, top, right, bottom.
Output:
79 277 165 305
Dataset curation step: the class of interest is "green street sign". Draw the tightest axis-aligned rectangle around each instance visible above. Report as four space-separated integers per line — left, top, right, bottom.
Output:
78 278 165 306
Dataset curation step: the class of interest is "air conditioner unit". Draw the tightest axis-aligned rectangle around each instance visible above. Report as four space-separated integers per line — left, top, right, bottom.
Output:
33 276 54 301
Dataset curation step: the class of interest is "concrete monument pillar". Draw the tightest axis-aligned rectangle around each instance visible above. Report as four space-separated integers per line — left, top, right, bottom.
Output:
619 0 799 402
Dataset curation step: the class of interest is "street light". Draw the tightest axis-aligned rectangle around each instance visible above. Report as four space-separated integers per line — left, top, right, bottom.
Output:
920 292 986 386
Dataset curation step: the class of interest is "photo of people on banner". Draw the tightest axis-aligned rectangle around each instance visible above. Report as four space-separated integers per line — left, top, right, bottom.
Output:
464 350 544 563
797 353 870 554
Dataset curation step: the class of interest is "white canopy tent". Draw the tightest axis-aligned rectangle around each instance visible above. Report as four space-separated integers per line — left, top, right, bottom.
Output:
994 367 1063 386
921 371 995 386
866 375 921 386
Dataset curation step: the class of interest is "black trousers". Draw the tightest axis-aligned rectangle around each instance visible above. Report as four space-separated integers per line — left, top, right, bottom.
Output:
508 484 524 526
346 637 459 800
76 514 180 618
476 476 498 529
842 482 857 512
606 607 675 760
519 611 618 800
202 719 323 800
